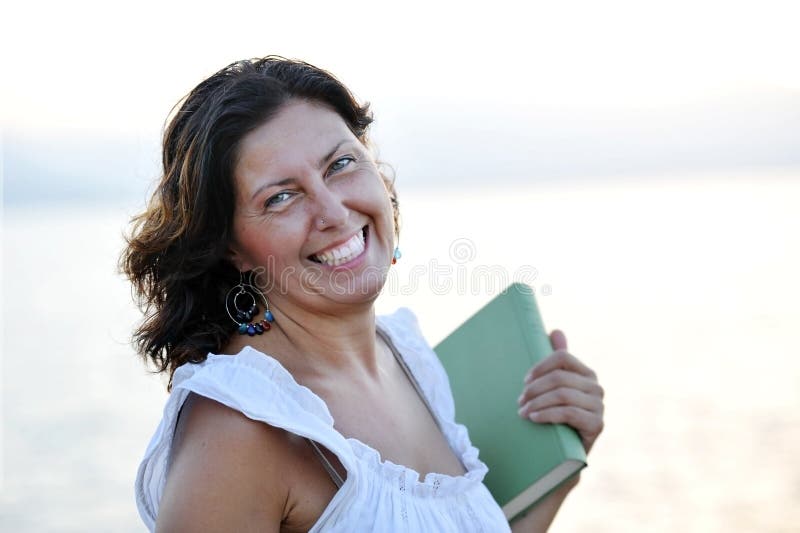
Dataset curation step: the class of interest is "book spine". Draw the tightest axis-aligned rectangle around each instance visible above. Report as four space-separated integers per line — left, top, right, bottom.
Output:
507 282 551 367
509 282 588 464
553 423 588 462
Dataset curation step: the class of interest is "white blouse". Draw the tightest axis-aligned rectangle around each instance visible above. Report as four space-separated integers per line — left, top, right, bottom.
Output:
135 308 511 532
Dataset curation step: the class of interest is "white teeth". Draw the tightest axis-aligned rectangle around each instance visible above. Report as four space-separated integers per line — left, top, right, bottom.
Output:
312 230 366 266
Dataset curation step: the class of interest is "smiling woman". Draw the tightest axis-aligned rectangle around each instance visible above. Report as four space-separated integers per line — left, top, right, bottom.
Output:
122 58 400 384
228 100 395 307
121 56 604 532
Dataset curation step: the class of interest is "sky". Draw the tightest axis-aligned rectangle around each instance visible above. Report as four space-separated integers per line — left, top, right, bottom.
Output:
2 3 799 530
2 0 800 204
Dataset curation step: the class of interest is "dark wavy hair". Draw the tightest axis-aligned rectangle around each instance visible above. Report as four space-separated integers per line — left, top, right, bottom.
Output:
121 56 399 389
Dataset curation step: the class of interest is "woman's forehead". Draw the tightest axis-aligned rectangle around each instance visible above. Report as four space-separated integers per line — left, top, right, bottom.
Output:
240 102 351 163
234 101 359 192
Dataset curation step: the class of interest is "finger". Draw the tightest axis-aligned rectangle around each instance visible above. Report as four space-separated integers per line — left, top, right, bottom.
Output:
549 329 568 351
525 350 597 384
518 369 601 407
526 405 604 446
521 329 567 382
517 387 601 418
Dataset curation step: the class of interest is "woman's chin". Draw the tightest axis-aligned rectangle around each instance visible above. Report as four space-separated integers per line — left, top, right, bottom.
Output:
317 271 389 304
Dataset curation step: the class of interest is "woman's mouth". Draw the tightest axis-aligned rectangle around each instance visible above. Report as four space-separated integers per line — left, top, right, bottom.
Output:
309 226 368 266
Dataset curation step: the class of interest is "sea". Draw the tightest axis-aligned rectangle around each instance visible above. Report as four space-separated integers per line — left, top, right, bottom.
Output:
2 173 799 532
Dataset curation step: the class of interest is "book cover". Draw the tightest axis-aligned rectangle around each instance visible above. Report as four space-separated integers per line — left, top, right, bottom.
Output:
433 282 587 521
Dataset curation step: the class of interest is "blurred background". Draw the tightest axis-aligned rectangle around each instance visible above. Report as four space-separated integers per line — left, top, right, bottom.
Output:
2 0 799 531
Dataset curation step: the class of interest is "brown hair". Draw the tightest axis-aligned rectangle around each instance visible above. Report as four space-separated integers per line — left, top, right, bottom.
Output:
121 56 399 388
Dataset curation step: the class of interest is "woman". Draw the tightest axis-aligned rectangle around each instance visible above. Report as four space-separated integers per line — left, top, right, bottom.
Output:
123 56 604 532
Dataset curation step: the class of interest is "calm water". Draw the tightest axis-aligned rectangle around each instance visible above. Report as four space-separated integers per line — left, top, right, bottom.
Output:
2 175 799 531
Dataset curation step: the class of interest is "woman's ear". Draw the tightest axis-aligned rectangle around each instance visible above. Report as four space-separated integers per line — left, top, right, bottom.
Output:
227 245 254 273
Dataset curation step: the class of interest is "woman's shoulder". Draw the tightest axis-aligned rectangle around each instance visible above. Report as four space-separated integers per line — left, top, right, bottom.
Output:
377 307 440 366
157 393 338 532
377 307 428 346
155 393 288 530
170 346 338 433
378 306 421 327
136 347 357 530
378 307 463 425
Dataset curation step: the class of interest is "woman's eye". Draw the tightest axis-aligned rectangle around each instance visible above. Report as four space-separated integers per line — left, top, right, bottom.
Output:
329 156 355 174
265 191 292 208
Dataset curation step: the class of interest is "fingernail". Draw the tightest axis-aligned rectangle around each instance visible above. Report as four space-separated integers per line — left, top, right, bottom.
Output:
529 411 541 421
517 407 525 417
517 394 524 404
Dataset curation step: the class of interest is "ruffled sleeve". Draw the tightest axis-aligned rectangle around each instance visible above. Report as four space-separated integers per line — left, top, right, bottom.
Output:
134 347 357 531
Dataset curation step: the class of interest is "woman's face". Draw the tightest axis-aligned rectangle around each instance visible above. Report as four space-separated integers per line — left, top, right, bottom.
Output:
229 99 395 314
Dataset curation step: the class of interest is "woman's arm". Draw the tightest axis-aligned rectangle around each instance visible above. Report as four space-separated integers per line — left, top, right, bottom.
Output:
510 474 580 532
512 329 605 532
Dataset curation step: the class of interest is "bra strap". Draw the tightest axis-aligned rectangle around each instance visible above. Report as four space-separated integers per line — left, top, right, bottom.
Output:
306 438 345 488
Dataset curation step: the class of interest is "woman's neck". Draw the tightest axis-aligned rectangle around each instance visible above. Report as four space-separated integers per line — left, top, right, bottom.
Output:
253 299 384 380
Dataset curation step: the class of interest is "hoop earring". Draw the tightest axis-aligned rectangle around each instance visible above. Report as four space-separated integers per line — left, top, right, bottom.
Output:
225 272 275 336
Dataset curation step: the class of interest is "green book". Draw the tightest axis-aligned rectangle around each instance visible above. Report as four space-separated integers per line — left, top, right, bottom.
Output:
433 282 587 521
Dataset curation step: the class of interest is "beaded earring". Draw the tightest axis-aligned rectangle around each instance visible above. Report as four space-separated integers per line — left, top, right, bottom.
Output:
225 272 275 336
392 247 402 265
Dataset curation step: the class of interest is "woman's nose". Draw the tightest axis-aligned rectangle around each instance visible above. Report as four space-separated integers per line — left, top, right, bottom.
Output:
313 186 349 231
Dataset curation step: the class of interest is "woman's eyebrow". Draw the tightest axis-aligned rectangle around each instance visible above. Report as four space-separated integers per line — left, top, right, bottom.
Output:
316 139 351 169
249 139 354 201
249 177 294 201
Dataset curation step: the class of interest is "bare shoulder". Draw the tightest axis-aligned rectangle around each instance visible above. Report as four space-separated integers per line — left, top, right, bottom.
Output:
155 393 296 532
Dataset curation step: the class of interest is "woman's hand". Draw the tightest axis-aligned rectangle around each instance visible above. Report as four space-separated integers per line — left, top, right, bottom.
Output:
510 331 604 533
516 329 604 455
